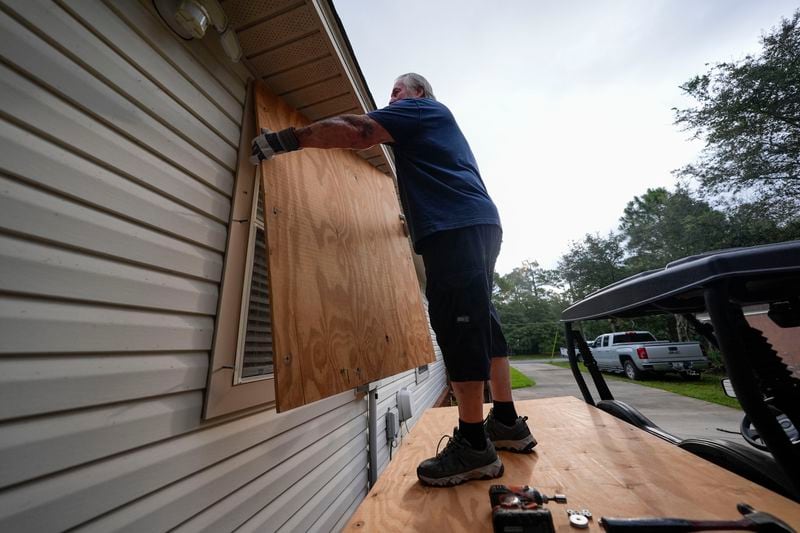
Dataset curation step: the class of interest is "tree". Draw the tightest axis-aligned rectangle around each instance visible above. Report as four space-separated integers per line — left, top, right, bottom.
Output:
619 187 728 271
557 232 627 302
674 10 800 221
724 200 800 247
493 262 563 355
617 187 732 340
497 260 560 301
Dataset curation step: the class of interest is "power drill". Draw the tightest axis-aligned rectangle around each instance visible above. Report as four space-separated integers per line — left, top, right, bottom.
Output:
489 485 567 533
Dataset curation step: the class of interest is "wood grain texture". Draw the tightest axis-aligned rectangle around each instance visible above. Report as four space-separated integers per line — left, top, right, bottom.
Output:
253 81 433 412
344 396 800 532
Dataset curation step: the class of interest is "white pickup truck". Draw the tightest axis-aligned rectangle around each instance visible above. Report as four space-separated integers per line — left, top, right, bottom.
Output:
587 331 709 380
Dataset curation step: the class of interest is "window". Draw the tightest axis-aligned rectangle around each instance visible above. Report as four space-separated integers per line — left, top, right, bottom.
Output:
204 83 276 419
233 186 273 383
602 336 610 347
613 332 656 344
207 80 434 416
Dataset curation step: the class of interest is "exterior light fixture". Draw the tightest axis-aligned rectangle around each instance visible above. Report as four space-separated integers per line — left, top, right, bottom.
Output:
154 0 243 62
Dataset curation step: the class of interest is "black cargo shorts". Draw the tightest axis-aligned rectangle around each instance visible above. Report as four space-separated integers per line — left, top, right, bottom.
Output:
418 224 509 382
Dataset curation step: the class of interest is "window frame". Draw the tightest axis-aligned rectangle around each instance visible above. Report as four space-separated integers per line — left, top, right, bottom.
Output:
204 82 276 419
233 177 273 385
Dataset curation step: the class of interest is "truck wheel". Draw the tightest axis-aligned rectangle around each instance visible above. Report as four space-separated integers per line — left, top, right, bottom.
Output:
623 359 642 380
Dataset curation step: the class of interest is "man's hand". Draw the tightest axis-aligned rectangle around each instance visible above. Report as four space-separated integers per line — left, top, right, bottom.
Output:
250 127 301 165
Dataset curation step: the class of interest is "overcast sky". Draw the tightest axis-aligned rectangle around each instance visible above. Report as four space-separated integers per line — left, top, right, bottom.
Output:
334 1 797 274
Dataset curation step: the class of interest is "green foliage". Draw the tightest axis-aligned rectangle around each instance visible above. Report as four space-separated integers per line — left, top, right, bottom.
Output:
704 348 727 372
493 262 562 355
619 186 728 271
547 181 794 344
723 201 800 247
674 10 800 221
557 232 627 302
554 184 794 342
494 260 560 303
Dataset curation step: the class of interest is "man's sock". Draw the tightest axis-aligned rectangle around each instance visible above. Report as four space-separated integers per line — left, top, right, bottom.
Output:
492 401 518 426
458 419 487 450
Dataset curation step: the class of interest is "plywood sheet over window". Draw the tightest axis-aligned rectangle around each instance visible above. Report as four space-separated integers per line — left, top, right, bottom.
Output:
254 81 434 412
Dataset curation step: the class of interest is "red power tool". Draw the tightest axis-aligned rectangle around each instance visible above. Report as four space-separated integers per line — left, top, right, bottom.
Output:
489 485 567 533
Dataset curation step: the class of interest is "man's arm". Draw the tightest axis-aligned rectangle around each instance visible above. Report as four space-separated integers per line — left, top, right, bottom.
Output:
251 114 393 164
295 114 393 150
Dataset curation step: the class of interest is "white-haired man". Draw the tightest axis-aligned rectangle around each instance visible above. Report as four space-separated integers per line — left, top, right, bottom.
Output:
251 73 536 487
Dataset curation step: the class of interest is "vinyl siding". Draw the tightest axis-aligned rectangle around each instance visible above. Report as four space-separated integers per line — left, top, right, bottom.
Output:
374 307 447 477
0 1 370 531
0 352 209 420
172 405 366 532
0 392 365 532
0 1 446 531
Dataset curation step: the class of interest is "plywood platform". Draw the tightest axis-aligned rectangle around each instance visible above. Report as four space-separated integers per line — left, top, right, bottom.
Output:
344 396 800 532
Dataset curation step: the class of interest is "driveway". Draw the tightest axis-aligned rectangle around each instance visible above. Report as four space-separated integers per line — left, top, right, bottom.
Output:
511 360 749 446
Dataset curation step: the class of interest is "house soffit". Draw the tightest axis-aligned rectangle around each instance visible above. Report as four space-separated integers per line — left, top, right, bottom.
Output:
222 0 395 176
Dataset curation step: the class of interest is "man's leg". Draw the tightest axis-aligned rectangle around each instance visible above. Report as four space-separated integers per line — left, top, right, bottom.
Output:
451 380 487 456
451 381 485 422
490 356 513 402
490 356 518 422
416 228 503 486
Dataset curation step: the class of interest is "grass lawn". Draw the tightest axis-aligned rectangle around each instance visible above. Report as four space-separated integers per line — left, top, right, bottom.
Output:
548 361 740 409
510 367 535 389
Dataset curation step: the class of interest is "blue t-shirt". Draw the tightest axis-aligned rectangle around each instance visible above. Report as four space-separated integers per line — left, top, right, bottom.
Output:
367 98 501 250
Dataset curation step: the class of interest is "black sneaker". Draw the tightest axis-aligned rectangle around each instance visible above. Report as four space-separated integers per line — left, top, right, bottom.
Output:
417 428 504 487
485 410 537 453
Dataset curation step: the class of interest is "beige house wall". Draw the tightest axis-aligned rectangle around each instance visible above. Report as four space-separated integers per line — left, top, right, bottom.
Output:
0 1 446 530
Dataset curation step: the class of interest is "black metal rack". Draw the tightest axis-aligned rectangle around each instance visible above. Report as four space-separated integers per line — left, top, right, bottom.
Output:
560 240 800 501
